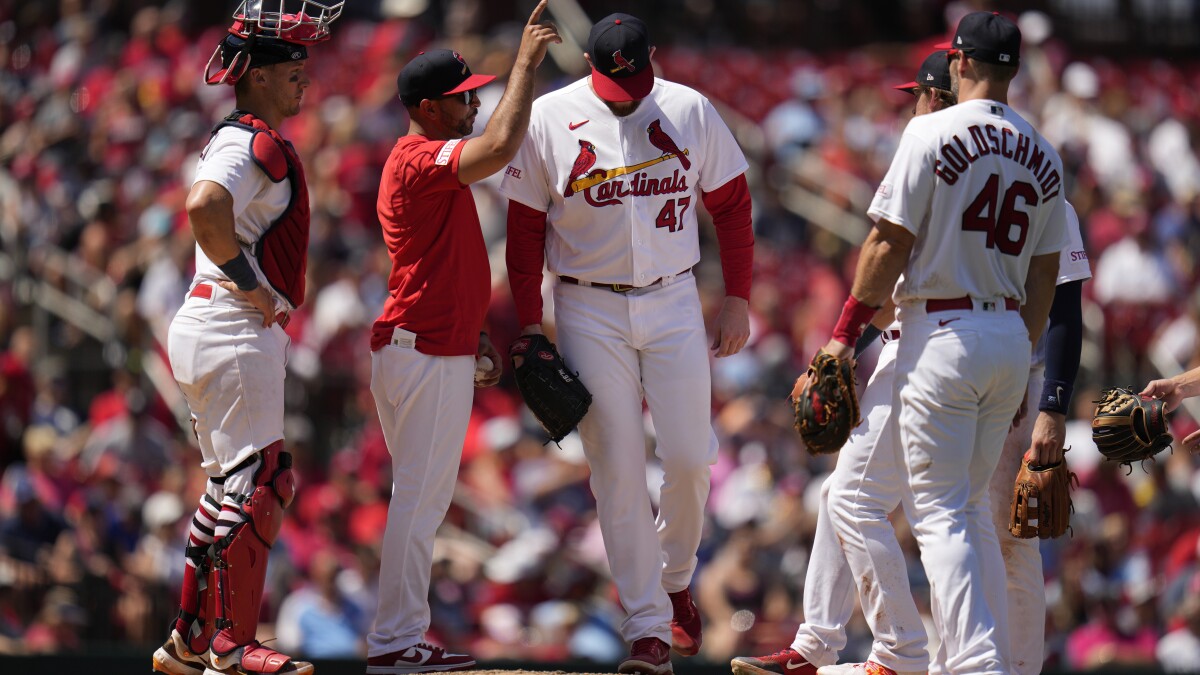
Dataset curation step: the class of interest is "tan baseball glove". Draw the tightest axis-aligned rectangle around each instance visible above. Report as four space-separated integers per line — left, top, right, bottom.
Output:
1009 458 1077 539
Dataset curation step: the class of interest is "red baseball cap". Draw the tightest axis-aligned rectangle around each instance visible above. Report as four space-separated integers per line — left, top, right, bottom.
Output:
587 14 654 102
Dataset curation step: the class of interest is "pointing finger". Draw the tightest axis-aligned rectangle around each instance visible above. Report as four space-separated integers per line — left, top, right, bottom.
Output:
527 0 547 26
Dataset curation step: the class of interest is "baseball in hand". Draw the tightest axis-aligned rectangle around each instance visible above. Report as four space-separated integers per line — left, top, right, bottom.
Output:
474 356 494 382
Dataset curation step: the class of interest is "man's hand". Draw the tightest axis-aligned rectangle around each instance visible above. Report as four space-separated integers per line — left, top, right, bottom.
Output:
711 296 750 358
515 0 561 70
1142 378 1185 413
475 333 503 388
820 338 854 362
513 323 545 368
1026 410 1066 466
217 281 276 327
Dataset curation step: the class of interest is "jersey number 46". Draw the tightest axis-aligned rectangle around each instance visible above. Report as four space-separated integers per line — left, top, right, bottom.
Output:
961 174 1039 256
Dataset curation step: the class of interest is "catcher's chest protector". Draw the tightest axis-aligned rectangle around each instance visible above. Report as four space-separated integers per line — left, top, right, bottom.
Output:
212 111 310 308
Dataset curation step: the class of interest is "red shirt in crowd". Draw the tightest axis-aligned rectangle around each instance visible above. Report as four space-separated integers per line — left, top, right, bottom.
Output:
371 136 490 356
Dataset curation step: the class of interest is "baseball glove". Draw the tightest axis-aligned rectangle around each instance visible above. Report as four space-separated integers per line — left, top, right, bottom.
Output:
1009 458 1077 539
1091 387 1173 466
793 349 861 455
510 334 592 443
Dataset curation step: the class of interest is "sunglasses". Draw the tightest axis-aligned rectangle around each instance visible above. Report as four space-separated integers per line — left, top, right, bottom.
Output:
438 88 477 105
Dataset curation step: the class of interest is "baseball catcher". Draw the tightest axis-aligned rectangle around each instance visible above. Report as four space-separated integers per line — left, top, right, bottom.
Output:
1009 456 1077 539
510 334 592 442
1092 386 1173 466
793 349 861 455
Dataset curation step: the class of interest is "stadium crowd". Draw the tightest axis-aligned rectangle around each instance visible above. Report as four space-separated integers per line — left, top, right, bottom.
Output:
1 0 1200 672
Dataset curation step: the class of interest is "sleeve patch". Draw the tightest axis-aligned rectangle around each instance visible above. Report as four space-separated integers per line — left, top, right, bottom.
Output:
877 183 892 198
436 139 461 166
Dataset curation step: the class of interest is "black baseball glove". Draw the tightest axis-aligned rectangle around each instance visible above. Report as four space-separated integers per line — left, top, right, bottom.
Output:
1092 387 1173 466
793 349 861 455
510 334 592 443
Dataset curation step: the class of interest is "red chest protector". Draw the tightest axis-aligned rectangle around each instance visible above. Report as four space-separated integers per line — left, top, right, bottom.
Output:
212 110 309 308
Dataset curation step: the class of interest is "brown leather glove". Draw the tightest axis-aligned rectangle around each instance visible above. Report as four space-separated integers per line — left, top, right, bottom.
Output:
1009 458 1077 539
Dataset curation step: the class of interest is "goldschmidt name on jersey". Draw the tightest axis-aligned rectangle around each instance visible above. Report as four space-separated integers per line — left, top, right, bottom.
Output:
934 122 1062 201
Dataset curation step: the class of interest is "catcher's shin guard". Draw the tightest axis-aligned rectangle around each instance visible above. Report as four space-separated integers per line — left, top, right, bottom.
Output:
208 441 302 673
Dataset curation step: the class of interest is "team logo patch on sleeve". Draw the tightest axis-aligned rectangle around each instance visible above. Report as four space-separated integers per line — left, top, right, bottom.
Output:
436 139 461 166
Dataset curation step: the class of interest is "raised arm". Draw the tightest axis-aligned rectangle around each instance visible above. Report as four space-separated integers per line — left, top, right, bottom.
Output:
457 0 560 185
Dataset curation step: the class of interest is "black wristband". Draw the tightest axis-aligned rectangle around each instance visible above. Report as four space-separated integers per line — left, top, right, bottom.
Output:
854 324 884 359
217 250 259 291
1039 378 1072 415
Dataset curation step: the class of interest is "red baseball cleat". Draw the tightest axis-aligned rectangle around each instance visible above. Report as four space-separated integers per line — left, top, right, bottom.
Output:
668 589 703 656
618 637 673 675
366 643 476 674
731 647 819 675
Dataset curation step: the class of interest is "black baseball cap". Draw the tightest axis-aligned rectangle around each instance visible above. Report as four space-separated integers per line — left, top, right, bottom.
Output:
206 33 309 85
397 49 496 106
936 11 1021 66
587 13 653 102
894 51 952 94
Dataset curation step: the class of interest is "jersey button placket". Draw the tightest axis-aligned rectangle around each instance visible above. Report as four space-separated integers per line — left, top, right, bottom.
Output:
620 114 649 290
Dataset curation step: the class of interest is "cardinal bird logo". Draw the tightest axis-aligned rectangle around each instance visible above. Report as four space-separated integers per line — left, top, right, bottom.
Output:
564 140 597 197
610 50 636 73
647 119 690 170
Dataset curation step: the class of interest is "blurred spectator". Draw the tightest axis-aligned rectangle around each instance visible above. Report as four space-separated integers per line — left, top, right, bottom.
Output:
1066 586 1158 670
0 1 1197 668
275 548 367 658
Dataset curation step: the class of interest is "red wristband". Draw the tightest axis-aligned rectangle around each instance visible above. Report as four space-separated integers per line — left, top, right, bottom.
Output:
832 295 879 347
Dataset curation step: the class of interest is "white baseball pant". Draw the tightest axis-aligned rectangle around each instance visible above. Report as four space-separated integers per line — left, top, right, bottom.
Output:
894 300 1031 675
988 366 1047 675
167 282 290 477
367 344 474 658
811 338 931 667
553 273 718 644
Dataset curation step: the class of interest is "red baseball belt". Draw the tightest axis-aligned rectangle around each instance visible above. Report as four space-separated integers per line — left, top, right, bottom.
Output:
190 283 291 329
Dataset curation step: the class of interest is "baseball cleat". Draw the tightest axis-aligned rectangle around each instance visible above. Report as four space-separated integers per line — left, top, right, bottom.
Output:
816 661 923 675
731 648 818 675
668 588 703 656
366 643 476 674
152 629 210 675
618 637 673 675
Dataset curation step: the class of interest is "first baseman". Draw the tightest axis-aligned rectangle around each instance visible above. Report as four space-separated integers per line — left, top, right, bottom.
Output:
152 2 342 675
810 13 1068 674
501 11 754 675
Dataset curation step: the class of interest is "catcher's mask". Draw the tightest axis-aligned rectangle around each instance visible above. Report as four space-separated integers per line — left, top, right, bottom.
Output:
204 0 344 86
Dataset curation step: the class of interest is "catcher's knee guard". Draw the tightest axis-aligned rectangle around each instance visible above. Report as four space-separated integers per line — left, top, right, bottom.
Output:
208 441 295 663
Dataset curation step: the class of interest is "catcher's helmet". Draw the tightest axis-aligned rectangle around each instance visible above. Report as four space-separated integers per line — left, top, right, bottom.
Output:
204 0 344 86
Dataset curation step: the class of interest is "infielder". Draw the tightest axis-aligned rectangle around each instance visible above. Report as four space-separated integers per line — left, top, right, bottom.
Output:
501 12 754 675
812 13 1067 674
364 4 560 674
735 45 1088 674
151 3 341 675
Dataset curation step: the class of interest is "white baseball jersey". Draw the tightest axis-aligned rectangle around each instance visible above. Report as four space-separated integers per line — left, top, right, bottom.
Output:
869 99 1069 304
499 77 748 284
192 126 292 310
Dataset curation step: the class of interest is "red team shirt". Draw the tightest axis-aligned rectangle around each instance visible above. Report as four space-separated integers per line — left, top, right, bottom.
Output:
371 136 490 356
